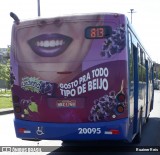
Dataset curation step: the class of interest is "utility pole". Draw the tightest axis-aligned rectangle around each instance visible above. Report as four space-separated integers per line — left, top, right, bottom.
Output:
128 9 135 24
37 0 41 17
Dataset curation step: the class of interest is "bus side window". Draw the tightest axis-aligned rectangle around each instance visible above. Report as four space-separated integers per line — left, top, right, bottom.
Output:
141 50 146 82
143 52 146 82
138 46 140 64
140 50 143 65
138 48 146 83
138 46 142 82
128 32 134 83
149 60 152 83
128 31 134 116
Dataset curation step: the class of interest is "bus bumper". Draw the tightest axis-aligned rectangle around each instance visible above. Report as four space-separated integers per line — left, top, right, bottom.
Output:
14 118 130 141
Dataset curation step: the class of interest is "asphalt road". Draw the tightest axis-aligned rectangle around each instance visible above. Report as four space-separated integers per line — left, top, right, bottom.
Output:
0 90 160 155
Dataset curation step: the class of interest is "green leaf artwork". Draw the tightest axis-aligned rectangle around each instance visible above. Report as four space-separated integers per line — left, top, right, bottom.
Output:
28 102 38 113
24 109 29 115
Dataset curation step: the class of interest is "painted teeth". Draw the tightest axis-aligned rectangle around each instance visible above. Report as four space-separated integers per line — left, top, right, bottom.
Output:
37 40 64 47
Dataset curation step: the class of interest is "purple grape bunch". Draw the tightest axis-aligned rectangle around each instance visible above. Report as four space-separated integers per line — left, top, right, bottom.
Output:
101 24 125 57
19 97 39 119
40 81 53 94
19 98 32 118
88 91 121 122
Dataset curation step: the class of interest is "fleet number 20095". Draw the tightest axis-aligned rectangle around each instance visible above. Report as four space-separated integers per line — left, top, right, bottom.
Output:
78 128 101 134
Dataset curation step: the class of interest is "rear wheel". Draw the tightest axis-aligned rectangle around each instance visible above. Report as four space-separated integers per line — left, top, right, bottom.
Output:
133 113 142 143
146 116 149 123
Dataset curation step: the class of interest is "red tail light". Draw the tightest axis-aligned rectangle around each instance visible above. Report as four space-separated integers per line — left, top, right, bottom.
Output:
18 128 31 133
116 93 125 102
110 129 120 135
104 129 120 135
14 106 21 113
18 128 26 133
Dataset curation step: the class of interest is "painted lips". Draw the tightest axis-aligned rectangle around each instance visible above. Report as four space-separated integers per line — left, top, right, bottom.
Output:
28 33 73 57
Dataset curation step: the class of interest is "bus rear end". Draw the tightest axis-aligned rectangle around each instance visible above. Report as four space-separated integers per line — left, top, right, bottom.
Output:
10 13 130 142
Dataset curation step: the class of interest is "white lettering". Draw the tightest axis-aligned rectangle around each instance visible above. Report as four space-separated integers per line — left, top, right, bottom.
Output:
92 68 108 78
78 128 101 134
79 73 90 85
77 84 86 95
88 78 108 91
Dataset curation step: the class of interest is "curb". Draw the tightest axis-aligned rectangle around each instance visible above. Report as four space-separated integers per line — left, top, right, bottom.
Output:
0 108 14 115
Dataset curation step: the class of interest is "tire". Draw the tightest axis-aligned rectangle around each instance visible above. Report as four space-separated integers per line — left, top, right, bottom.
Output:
146 116 149 123
133 114 142 143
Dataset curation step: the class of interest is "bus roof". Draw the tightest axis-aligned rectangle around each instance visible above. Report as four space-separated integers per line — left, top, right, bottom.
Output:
11 12 126 26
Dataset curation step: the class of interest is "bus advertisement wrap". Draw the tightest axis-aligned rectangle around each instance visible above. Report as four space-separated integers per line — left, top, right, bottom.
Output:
10 13 154 142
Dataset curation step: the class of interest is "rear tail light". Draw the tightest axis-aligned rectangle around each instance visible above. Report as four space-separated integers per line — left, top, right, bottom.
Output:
18 128 31 133
116 104 124 113
105 129 120 135
18 128 26 133
111 129 120 135
14 106 21 113
116 93 125 102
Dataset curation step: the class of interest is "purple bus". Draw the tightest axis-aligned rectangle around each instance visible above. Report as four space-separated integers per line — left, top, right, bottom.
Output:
10 12 154 143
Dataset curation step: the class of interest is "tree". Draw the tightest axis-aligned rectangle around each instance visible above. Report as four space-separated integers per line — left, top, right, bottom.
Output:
0 46 11 91
0 60 10 91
